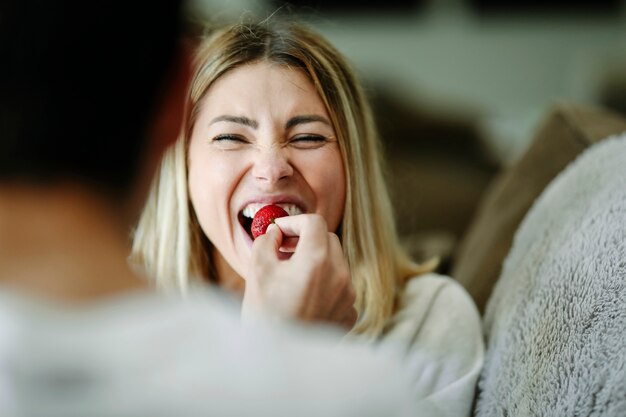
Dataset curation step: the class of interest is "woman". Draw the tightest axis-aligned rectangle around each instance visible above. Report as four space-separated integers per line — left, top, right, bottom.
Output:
132 19 483 412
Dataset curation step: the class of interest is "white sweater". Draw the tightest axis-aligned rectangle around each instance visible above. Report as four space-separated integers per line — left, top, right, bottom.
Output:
376 273 484 416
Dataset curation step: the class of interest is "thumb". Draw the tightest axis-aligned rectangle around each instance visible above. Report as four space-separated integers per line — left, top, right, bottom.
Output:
251 223 283 263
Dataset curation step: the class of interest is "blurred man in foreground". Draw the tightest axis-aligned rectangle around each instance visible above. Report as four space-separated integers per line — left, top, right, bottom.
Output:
0 1 414 415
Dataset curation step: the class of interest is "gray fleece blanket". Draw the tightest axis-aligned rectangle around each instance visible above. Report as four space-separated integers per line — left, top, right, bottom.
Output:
475 133 626 417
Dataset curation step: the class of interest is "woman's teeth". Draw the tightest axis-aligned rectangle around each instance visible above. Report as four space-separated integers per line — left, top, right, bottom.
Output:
242 203 302 218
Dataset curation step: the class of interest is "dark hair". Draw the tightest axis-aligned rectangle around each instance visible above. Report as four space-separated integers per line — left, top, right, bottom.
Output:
0 0 182 196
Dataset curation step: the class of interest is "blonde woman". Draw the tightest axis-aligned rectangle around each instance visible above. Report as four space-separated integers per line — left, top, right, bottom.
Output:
132 20 483 413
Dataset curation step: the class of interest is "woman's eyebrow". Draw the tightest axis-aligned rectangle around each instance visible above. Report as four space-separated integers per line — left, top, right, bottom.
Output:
209 115 258 129
285 115 331 129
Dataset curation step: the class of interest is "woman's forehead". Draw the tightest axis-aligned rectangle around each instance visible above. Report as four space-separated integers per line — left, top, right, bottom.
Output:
198 62 329 119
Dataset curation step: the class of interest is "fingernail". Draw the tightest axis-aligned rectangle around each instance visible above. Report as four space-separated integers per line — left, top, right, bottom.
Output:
266 223 279 233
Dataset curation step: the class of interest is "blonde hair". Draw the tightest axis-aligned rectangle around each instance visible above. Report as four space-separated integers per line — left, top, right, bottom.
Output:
132 20 431 336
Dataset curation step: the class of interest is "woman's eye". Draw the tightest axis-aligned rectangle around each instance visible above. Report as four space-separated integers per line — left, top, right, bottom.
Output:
211 134 249 149
213 134 246 143
290 135 327 149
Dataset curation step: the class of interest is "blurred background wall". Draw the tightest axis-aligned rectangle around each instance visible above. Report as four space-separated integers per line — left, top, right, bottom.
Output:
186 0 626 272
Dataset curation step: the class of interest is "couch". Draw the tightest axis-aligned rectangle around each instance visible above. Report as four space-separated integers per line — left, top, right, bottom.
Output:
457 102 626 416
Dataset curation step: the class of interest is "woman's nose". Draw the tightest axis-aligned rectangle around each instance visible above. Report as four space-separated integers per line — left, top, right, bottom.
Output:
251 146 294 185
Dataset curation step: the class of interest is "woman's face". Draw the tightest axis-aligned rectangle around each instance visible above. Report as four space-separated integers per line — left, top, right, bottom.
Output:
188 61 346 281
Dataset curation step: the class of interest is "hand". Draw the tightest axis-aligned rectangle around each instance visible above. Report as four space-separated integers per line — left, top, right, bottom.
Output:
243 214 357 332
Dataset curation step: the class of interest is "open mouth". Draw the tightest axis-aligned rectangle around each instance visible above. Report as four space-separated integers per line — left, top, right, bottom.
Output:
238 203 304 240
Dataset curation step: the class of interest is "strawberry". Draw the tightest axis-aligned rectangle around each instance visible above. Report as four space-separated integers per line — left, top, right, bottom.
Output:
251 204 289 239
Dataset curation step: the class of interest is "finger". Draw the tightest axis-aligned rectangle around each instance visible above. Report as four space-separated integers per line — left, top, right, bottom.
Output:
278 237 299 253
298 232 349 321
273 214 325 237
251 223 283 265
274 215 328 260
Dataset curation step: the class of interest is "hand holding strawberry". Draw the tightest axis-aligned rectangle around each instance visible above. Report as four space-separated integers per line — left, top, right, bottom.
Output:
244 214 357 332
251 204 289 240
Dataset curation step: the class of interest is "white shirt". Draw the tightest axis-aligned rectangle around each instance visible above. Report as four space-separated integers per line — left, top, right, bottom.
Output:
0 274 483 417
0 286 414 417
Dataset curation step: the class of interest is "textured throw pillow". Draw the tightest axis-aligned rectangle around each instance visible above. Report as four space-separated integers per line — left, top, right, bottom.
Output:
475 132 626 416
452 102 626 312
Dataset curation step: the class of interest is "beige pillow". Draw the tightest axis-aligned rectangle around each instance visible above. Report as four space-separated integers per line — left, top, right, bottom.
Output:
452 101 626 312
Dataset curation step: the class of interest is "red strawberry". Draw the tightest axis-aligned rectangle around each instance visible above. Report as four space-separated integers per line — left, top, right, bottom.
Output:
251 204 289 239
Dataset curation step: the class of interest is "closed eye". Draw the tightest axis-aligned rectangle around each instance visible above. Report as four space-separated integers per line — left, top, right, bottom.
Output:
290 134 328 149
211 134 249 149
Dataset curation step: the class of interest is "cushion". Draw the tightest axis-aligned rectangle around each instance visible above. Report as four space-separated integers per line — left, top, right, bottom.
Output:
475 132 626 416
452 101 626 312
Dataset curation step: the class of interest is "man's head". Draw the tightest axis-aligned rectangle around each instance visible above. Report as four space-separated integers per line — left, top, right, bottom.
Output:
0 0 184 198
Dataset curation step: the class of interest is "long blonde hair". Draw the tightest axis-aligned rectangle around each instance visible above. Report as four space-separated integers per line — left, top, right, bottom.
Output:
132 20 430 336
